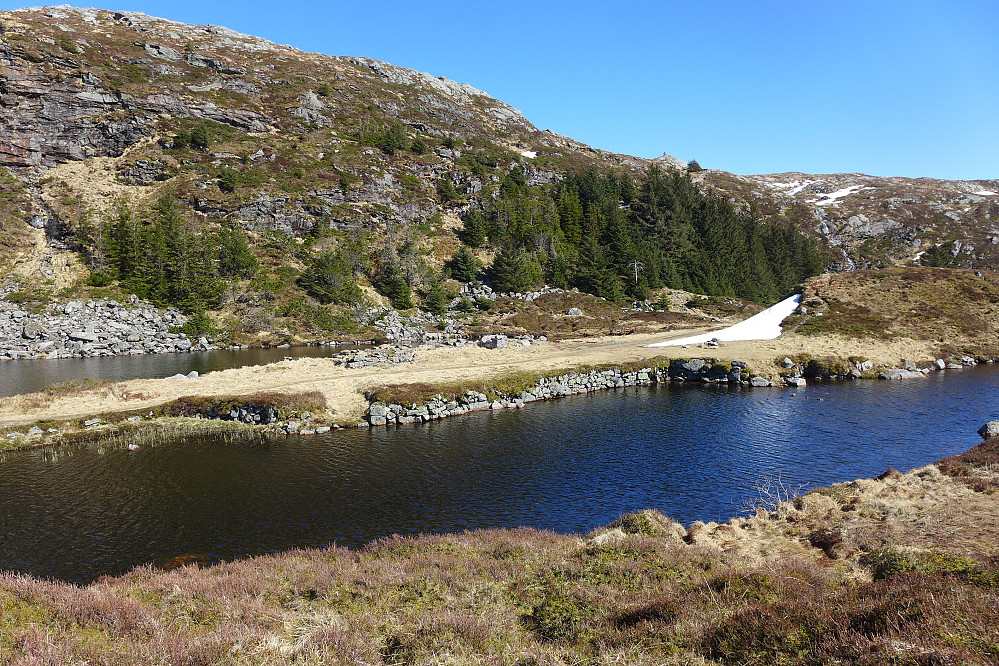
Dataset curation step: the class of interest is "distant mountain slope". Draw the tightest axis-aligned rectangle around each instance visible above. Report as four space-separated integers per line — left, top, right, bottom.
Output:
698 170 999 270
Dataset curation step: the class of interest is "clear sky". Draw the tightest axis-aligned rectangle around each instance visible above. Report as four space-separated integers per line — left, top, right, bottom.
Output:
5 1 998 179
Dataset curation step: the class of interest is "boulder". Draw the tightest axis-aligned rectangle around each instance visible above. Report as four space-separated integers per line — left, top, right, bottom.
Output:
785 377 807 387
878 369 925 380
978 420 999 439
69 331 98 343
566 307 583 316
478 334 509 350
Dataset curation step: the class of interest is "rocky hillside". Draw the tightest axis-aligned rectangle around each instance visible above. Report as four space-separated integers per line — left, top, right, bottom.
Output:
0 5 995 347
0 6 642 242
699 170 999 271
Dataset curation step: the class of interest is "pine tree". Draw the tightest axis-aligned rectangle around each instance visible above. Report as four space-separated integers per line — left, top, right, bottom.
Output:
490 245 541 294
422 279 448 316
460 209 487 247
447 245 478 282
299 250 363 304
377 254 414 309
217 223 257 278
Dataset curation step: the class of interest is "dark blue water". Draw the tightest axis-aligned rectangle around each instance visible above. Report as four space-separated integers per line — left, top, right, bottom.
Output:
1 366 997 583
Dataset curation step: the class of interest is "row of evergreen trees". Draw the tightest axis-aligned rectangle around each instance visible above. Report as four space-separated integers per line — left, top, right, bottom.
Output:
77 166 821 323
81 194 257 312
461 165 822 304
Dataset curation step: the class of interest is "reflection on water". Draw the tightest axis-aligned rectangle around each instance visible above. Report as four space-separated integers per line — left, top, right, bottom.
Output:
0 343 370 398
1 365 997 583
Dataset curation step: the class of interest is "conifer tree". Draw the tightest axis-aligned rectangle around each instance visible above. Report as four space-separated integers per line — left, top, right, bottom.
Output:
460 209 487 247
448 245 478 283
422 278 448 316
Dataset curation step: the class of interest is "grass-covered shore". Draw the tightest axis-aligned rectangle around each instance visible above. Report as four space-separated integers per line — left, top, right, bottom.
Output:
2 439 998 664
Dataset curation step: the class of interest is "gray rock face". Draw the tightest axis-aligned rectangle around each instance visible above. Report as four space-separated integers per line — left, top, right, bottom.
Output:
978 420 999 439
290 91 333 127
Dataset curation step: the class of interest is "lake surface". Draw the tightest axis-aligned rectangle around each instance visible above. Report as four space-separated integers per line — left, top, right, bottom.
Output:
0 343 370 398
2 366 998 583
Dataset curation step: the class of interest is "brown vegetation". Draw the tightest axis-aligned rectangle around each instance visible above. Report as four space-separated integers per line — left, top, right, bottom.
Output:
788 268 999 357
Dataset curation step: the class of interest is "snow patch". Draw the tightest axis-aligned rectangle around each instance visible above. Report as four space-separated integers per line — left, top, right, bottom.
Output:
767 179 815 196
814 185 868 206
520 150 537 159
974 190 997 196
645 294 802 348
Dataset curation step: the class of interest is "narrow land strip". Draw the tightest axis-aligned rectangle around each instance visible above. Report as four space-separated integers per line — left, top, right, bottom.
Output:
0 329 946 429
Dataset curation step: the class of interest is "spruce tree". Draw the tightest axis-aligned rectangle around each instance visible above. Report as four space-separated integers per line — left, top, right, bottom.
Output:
490 245 541 294
422 279 448 316
447 245 478 282
461 209 487 247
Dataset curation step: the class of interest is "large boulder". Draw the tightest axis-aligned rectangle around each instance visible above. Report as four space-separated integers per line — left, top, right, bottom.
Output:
978 420 999 439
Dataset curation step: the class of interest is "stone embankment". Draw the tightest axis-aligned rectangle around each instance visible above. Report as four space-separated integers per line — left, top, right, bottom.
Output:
877 354 987 380
0 296 203 360
364 359 770 427
362 351 999 427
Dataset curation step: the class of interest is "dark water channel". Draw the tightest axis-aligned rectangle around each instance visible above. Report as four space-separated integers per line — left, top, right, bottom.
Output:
0 343 370 398
2 366 998 583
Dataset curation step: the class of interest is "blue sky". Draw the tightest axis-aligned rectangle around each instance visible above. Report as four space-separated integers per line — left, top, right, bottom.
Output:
5 1 997 179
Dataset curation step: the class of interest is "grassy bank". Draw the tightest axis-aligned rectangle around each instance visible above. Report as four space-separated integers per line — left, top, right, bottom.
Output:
2 439 998 664
0 390 329 452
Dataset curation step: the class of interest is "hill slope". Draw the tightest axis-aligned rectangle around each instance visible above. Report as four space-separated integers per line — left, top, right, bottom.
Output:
0 6 994 348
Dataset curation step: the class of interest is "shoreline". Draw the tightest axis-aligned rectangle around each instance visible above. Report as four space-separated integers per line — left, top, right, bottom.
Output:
1 329 993 450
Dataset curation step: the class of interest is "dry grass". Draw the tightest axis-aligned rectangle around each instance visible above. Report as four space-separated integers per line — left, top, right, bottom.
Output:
790 268 999 356
162 390 327 418
468 291 709 340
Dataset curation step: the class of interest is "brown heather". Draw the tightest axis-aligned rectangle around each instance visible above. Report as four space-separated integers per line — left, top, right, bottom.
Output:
1 439 998 664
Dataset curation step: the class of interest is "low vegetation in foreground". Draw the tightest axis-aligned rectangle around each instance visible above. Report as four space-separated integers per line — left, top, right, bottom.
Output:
2 439 998 664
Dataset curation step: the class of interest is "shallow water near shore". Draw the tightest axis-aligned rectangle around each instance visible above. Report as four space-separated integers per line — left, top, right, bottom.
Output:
2 365 998 583
0 343 372 398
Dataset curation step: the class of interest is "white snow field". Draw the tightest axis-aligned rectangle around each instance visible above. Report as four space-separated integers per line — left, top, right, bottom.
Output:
646 293 802 348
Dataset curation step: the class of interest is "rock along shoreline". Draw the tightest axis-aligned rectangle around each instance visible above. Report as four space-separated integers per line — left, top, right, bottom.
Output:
361 352 997 429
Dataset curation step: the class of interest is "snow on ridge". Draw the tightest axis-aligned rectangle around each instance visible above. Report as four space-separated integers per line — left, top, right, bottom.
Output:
765 179 816 196
814 185 869 207
645 294 802 348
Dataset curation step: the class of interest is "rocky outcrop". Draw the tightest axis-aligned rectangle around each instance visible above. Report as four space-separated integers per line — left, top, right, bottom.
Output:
0 39 271 169
0 296 200 359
